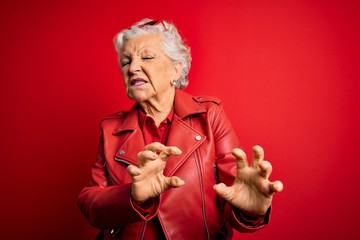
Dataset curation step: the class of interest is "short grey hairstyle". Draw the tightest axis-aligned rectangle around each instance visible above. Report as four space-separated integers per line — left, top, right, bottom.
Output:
114 18 192 89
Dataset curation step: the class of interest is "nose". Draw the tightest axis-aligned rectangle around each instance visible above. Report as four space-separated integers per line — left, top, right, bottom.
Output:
129 58 141 74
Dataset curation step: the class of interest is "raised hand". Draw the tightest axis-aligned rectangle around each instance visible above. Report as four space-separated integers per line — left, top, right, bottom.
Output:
213 146 283 216
127 142 184 203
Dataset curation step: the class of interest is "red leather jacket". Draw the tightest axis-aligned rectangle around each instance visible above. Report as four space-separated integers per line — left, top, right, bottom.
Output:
78 89 269 239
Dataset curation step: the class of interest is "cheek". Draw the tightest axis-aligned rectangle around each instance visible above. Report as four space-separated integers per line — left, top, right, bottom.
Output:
155 64 173 80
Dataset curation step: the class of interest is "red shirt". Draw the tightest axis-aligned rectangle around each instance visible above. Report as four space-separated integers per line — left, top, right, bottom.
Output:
136 107 174 239
139 107 174 145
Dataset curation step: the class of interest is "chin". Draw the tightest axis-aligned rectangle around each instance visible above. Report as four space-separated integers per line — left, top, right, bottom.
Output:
127 91 150 103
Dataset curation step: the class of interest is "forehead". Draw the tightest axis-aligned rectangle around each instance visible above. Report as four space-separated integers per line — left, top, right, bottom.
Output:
121 33 163 55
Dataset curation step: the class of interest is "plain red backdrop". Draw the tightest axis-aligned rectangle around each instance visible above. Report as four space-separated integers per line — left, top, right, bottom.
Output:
1 0 359 239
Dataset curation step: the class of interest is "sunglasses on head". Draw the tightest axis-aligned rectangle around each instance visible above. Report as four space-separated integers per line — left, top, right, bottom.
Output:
138 20 168 31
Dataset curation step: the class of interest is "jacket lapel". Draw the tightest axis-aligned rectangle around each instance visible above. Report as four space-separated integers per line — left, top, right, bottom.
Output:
113 104 145 166
163 89 207 176
164 114 206 176
114 128 145 166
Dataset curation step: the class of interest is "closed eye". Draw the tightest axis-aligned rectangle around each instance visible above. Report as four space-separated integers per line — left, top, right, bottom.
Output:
121 60 131 67
143 56 154 60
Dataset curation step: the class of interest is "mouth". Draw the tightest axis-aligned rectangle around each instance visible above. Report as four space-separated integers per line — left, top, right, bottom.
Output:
130 78 148 87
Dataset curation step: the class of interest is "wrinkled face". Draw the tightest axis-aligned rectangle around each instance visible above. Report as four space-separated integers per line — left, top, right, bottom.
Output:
119 33 181 103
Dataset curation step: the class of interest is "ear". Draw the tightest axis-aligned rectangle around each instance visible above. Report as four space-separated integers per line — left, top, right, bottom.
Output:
173 61 183 80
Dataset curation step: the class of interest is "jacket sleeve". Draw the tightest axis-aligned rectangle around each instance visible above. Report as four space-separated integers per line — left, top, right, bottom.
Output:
212 103 271 232
77 127 159 230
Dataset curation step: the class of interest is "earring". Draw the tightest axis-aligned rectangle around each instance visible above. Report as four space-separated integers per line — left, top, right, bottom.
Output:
172 80 177 86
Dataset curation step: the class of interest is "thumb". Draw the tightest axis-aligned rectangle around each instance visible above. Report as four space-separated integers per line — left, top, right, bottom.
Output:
168 176 185 188
213 183 233 201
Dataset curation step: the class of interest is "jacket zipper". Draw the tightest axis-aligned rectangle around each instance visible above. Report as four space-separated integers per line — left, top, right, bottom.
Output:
140 221 147 240
194 151 211 239
114 157 134 166
213 162 224 212
188 117 210 239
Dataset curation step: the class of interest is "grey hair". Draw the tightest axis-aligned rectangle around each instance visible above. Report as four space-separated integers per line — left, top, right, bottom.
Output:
114 18 192 89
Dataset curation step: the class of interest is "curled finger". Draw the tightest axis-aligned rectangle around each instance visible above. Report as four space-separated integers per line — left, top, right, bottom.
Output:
137 150 158 166
251 145 264 168
127 164 142 177
159 146 182 160
232 148 248 169
145 142 165 153
213 182 234 203
167 176 185 188
259 160 272 179
269 180 284 194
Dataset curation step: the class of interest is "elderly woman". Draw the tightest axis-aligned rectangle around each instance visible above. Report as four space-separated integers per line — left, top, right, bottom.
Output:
78 18 283 239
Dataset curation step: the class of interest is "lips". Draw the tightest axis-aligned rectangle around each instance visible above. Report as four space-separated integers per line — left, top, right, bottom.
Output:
130 78 147 87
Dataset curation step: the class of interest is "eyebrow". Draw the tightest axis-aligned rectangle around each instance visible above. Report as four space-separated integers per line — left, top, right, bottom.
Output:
120 47 157 56
120 52 130 58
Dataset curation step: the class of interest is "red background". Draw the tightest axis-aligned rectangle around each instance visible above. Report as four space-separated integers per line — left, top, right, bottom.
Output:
1 0 359 239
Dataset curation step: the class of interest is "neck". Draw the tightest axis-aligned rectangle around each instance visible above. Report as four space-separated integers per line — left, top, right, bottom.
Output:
139 89 175 126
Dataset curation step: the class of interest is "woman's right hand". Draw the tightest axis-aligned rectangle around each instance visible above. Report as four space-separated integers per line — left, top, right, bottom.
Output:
127 142 184 203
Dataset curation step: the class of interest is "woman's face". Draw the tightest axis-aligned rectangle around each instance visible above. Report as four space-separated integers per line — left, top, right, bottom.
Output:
119 33 182 104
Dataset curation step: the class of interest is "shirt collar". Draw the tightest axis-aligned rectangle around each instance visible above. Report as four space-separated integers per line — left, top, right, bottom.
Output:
138 106 174 129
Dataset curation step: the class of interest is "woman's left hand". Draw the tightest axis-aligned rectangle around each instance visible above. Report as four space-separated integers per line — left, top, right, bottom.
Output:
213 146 283 216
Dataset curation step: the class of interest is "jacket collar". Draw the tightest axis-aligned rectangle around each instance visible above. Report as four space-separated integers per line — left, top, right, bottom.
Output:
113 89 206 135
112 104 139 135
174 89 206 119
